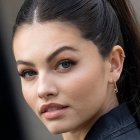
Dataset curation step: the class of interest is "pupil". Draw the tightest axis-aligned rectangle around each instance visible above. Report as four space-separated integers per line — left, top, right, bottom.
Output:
62 61 71 68
26 71 34 77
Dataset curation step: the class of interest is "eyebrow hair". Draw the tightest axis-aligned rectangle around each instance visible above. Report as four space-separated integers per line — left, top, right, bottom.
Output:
47 46 78 62
16 46 78 66
16 61 35 67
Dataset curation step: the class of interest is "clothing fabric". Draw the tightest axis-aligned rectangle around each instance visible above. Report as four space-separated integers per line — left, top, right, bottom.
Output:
84 103 140 140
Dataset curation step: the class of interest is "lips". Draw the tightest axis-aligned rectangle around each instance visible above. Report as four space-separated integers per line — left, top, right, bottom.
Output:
40 103 68 114
39 103 68 119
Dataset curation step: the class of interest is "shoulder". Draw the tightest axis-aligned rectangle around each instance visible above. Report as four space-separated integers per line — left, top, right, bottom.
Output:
107 122 140 140
85 103 140 140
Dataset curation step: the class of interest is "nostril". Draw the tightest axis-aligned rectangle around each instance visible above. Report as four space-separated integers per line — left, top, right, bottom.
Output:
37 75 58 98
38 92 54 99
37 85 58 99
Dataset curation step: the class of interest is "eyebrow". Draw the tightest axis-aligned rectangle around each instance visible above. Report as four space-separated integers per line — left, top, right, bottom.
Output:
47 46 78 62
16 46 78 66
16 61 35 67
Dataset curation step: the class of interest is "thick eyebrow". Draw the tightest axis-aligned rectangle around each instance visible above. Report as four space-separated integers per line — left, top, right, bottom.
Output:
16 61 35 67
47 46 78 62
16 46 78 66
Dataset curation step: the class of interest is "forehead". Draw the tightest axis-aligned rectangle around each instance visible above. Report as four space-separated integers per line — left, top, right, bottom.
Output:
13 21 82 43
13 21 102 64
13 21 84 53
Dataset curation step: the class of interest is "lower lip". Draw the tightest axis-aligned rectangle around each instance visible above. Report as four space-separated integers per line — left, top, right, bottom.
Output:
43 107 68 120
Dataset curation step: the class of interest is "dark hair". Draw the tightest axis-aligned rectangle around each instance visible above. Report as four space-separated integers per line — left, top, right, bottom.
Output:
13 0 140 124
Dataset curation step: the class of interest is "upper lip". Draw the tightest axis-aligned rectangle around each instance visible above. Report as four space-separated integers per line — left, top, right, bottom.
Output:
39 103 68 114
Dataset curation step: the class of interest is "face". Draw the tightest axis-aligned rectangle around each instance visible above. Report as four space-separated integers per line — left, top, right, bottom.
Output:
13 21 118 135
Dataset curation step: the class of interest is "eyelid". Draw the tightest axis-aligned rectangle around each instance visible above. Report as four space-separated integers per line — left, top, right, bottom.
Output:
18 68 37 74
54 59 77 73
55 59 76 67
18 69 38 81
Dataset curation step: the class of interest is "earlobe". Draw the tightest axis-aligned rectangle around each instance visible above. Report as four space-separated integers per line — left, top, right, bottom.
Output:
109 45 125 82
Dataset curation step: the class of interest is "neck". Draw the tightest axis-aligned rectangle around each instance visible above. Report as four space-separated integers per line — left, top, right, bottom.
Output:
62 89 119 140
62 109 105 140
62 124 90 140
63 133 83 140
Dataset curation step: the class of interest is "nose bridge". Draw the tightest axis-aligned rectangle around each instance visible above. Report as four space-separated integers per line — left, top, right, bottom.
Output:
37 71 58 98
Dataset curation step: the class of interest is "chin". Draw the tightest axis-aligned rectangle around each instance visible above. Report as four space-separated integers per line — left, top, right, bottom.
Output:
47 126 69 135
43 122 72 135
40 117 76 134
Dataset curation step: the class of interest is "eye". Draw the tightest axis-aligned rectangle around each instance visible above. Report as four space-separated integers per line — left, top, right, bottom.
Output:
55 59 76 72
18 70 38 81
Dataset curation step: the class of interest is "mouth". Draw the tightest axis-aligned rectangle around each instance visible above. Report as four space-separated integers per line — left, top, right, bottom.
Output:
40 103 69 119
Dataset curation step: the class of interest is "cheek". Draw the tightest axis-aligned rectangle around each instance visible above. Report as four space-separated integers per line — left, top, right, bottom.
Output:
21 83 37 111
60 64 107 105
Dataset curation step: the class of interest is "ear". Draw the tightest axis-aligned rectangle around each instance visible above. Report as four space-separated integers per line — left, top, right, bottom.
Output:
108 45 125 83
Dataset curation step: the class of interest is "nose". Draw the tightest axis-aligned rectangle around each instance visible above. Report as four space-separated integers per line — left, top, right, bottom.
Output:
37 73 58 99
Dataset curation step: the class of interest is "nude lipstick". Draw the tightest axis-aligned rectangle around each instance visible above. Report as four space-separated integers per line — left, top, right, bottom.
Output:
40 103 68 119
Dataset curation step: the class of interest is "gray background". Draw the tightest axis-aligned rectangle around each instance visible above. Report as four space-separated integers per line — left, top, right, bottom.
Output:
0 0 140 140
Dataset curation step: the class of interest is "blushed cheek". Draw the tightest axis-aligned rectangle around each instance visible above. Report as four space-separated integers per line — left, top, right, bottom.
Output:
60 64 107 106
61 72 100 101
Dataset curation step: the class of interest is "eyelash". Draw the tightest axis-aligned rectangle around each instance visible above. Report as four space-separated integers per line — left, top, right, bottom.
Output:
55 59 76 72
18 70 38 81
18 59 77 81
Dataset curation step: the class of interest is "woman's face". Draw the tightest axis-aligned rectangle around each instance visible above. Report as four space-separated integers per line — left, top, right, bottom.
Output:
13 21 118 135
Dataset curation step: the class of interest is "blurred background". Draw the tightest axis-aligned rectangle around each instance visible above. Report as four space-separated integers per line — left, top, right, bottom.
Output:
0 0 140 140
0 0 62 140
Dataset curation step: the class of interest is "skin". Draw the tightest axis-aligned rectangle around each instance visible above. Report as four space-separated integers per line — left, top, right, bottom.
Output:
13 21 124 140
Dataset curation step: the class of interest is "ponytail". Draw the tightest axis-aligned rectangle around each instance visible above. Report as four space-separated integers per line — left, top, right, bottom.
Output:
13 0 140 124
108 0 140 124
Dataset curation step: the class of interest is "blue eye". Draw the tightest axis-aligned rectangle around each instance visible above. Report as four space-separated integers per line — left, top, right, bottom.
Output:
56 60 76 72
61 60 72 68
19 70 37 81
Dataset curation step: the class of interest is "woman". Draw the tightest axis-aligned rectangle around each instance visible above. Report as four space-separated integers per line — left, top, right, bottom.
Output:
12 0 140 140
